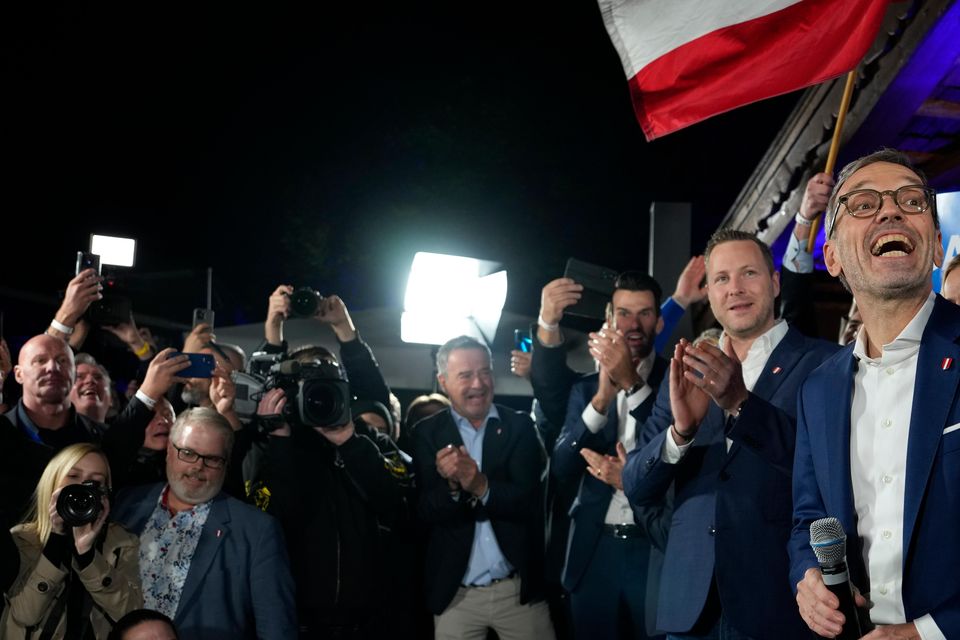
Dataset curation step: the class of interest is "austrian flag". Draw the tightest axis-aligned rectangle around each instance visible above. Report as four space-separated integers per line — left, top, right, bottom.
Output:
599 0 891 140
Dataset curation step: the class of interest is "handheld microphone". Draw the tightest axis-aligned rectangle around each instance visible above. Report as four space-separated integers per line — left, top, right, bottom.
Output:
810 517 863 639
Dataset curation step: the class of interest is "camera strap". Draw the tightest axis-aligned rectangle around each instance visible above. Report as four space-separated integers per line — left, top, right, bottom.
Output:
34 572 74 640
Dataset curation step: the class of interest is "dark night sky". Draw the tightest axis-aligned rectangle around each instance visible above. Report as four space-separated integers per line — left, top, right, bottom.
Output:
3 2 801 334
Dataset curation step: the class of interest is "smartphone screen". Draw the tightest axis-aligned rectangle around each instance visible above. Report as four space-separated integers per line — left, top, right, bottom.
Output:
514 329 532 353
172 352 216 378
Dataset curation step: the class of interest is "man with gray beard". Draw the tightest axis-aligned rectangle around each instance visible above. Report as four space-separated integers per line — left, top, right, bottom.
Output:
113 408 296 640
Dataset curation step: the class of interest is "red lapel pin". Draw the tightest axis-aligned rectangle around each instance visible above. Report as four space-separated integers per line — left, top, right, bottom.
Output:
772 366 782 375
942 357 953 371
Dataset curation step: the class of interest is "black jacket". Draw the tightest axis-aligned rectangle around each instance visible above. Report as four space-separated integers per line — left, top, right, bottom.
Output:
254 423 408 628
529 328 580 438
3 396 152 496
413 405 547 614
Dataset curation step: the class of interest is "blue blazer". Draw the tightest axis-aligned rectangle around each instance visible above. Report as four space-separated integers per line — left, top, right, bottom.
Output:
552 357 669 591
623 326 838 638
790 295 960 635
112 483 297 640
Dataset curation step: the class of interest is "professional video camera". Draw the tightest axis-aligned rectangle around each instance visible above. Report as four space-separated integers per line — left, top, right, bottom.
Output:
232 352 352 430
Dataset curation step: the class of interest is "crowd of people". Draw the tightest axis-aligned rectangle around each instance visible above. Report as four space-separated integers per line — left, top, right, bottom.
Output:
1 149 958 639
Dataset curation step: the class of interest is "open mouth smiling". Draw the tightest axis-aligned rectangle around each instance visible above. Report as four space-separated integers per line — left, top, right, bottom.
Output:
871 233 914 257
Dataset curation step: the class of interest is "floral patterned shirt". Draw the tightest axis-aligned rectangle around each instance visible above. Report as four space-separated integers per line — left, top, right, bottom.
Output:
139 485 212 619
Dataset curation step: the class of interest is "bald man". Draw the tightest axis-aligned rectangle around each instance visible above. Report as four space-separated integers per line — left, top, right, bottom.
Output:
6 334 92 447
2 335 190 504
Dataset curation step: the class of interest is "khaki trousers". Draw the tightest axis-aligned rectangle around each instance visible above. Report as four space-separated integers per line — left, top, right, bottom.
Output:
434 576 555 640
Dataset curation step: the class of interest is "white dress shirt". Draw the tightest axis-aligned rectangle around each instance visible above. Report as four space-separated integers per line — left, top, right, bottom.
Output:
580 351 655 524
849 292 942 639
663 320 789 462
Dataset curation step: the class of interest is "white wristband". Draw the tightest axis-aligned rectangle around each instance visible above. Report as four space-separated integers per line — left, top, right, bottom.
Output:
537 314 559 332
135 389 158 410
50 319 75 335
794 211 813 227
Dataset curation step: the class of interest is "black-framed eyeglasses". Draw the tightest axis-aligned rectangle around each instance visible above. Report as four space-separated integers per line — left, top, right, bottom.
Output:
830 184 935 237
172 443 227 469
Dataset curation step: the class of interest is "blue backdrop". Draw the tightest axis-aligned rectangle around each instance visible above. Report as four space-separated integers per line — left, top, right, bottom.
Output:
933 191 960 293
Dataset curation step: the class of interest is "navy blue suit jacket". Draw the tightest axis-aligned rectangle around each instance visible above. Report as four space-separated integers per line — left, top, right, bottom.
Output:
552 357 669 592
413 405 546 615
112 483 297 640
790 295 960 634
623 326 838 638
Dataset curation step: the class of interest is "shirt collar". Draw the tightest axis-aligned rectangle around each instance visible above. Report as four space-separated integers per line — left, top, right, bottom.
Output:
635 350 656 383
450 404 499 432
853 291 935 364
719 319 789 365
15 399 83 444
159 484 213 516
15 399 41 442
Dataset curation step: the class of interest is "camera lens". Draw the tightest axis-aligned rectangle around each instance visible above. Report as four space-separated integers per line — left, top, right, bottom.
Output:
301 380 345 427
290 288 321 317
56 481 105 528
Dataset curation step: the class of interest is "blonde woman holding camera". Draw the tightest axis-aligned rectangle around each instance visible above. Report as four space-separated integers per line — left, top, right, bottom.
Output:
2 443 142 639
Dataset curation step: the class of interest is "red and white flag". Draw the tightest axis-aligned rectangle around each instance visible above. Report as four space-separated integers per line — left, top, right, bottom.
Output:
599 0 890 140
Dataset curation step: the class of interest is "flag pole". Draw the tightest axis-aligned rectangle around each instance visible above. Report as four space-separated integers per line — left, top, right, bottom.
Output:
807 69 858 252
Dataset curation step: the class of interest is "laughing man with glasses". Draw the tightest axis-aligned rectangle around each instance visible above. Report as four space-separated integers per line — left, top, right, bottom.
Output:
112 407 297 639
791 149 960 639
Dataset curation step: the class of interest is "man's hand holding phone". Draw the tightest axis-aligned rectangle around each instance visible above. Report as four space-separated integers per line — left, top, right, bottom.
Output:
538 278 583 346
183 323 215 354
50 269 103 338
139 349 191 402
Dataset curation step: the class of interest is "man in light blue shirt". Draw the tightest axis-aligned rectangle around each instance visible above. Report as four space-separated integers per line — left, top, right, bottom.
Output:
413 335 554 640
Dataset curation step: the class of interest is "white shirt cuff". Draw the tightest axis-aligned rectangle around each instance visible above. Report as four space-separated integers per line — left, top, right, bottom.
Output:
783 232 814 273
135 389 157 410
581 403 607 434
661 426 693 463
914 613 946 640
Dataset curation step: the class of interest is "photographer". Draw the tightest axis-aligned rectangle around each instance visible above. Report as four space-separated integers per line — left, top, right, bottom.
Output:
251 352 409 639
2 443 142 639
260 286 390 408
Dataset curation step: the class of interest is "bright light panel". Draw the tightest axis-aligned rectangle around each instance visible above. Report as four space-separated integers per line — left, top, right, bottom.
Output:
402 252 508 345
401 312 479 346
90 234 136 267
404 253 480 317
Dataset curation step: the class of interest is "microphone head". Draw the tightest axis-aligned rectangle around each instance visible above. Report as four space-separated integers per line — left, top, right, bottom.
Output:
810 517 846 565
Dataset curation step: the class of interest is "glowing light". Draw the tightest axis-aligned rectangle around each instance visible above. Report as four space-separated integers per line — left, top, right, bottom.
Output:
90 234 137 267
401 252 508 346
